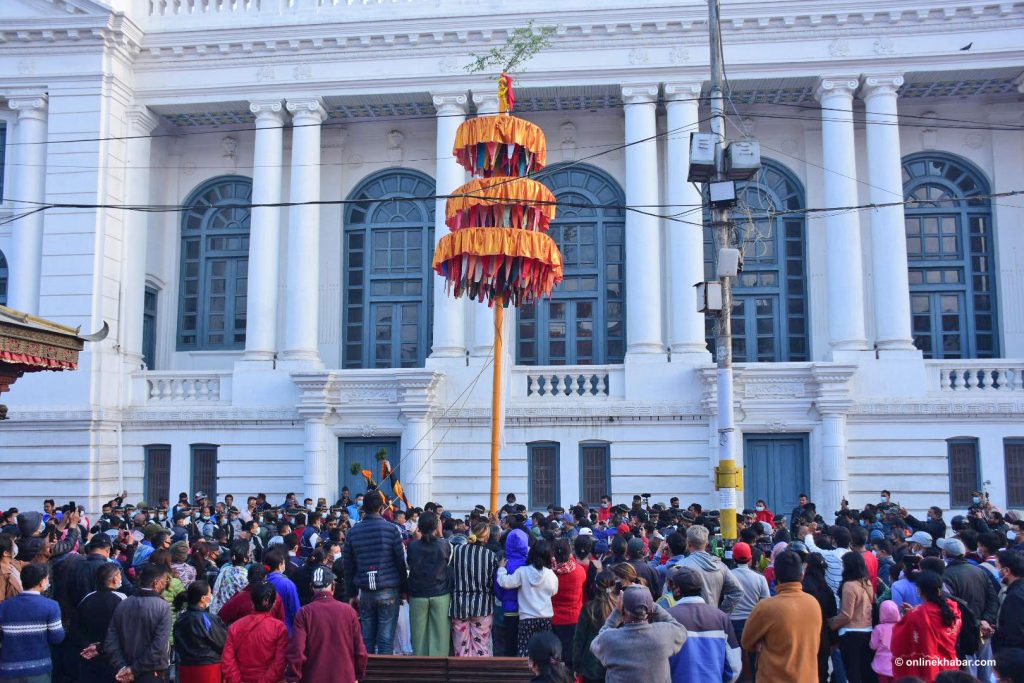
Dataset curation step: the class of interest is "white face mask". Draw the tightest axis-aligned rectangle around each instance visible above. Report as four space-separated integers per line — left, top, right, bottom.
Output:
332 551 342 561
1008 530 1017 542
10 543 18 558
755 505 765 512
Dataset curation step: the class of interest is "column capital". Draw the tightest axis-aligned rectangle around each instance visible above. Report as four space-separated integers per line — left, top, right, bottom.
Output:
815 76 860 102
8 92 47 121
664 82 702 102
249 98 286 122
285 96 326 122
431 91 469 116
125 105 160 135
860 74 904 99
471 89 499 115
621 84 659 105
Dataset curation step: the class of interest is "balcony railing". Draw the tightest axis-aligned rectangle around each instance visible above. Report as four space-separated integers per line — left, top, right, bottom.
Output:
511 365 624 401
136 371 232 404
927 361 1024 392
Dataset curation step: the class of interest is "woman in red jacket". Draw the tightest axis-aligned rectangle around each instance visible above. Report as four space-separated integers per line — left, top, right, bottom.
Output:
754 499 775 525
550 538 587 671
891 570 962 682
222 582 288 683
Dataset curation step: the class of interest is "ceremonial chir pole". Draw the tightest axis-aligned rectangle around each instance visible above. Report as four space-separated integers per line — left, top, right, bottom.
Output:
433 73 563 515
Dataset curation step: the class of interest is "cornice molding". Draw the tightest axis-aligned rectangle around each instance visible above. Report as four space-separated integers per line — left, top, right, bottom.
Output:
125 104 160 135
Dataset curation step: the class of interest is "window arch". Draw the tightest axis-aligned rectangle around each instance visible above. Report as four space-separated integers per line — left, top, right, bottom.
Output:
177 176 252 350
704 159 809 362
0 249 7 307
343 169 435 369
902 153 998 358
517 163 626 365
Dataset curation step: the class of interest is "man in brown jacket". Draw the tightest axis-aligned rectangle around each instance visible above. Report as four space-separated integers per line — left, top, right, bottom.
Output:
741 550 822 683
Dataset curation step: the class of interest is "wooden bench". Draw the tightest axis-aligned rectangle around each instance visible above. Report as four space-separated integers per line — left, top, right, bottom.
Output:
362 655 534 682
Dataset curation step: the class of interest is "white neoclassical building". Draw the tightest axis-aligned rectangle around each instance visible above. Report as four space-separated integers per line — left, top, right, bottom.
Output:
1 0 1024 518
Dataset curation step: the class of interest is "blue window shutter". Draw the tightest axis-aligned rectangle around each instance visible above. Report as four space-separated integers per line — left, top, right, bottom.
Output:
518 163 626 366
343 169 435 369
703 159 809 363
902 153 998 359
177 176 252 351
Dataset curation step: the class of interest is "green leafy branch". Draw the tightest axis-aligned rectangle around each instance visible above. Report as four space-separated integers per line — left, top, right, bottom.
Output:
465 21 557 76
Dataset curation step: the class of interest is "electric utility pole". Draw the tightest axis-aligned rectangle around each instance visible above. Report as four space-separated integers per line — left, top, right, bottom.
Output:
708 0 740 542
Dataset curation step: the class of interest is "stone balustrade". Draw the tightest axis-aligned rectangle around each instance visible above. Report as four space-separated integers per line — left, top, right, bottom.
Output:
513 366 623 400
141 372 231 403
929 362 1023 392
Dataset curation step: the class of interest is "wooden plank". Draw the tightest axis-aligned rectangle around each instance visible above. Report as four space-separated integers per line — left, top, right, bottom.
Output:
362 656 533 683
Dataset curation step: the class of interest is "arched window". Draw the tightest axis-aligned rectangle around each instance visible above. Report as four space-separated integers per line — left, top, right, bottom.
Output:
704 159 809 362
517 164 626 366
902 153 998 358
0 250 7 307
177 176 252 350
343 169 435 369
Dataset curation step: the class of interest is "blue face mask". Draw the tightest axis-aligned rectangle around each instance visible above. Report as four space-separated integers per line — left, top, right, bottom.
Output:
972 496 981 505
876 513 883 521
859 519 866 527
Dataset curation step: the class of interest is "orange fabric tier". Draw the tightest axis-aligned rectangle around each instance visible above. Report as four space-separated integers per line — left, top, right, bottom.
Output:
432 227 564 305
453 115 548 177
445 177 557 231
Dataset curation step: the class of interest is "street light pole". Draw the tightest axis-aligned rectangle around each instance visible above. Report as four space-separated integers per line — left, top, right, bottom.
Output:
707 0 740 541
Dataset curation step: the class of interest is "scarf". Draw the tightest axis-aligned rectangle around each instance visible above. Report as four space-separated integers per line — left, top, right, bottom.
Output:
553 556 578 576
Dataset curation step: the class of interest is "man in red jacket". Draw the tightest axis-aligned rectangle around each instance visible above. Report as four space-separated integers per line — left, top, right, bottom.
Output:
286 566 367 683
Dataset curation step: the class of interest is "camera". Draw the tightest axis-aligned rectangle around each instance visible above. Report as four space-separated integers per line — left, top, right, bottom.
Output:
641 493 651 499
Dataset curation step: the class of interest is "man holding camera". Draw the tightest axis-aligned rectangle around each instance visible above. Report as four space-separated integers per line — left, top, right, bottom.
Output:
590 584 687 683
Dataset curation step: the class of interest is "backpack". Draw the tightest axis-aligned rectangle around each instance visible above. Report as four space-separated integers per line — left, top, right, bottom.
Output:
947 594 982 657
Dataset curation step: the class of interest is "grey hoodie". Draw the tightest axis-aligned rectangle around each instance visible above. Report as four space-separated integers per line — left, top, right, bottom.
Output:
590 605 687 683
677 551 742 614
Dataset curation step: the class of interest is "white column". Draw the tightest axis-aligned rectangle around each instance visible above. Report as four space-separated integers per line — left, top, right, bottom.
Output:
401 413 432 506
430 92 469 359
820 412 849 518
664 83 709 358
282 97 326 365
122 106 161 367
243 99 286 361
861 75 915 352
470 90 501 357
815 77 868 354
303 416 330 503
7 94 48 314
622 85 664 356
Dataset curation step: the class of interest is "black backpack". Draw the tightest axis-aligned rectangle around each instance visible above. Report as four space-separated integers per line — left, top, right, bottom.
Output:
948 595 982 656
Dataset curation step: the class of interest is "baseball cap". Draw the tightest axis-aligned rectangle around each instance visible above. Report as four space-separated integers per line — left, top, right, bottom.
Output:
621 585 655 617
731 541 752 562
626 538 646 557
311 565 336 589
577 527 593 537
937 537 966 556
908 531 933 547
667 565 703 594
617 523 631 535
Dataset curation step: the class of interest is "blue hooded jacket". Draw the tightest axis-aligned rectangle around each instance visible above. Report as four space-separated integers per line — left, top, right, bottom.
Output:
496 528 529 614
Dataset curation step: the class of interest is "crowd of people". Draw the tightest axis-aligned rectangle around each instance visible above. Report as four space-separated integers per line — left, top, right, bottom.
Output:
1 486 1023 683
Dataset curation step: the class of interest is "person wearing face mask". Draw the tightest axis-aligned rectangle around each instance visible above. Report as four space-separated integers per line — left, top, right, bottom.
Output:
753 500 774 525
994 549 1024 657
597 496 613 524
900 505 946 547
105 563 174 682
211 540 252 615
0 536 22 604
173 579 228 683
76 562 127 683
346 495 363 525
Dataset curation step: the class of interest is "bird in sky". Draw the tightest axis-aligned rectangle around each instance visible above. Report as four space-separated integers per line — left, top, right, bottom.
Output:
960 42 973 51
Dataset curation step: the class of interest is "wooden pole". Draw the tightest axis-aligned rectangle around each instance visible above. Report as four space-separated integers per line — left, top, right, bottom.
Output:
489 303 504 515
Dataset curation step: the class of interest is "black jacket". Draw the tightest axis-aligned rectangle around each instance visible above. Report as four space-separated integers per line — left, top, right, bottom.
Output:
104 589 172 673
65 553 116 609
627 559 663 601
293 561 327 606
406 538 451 598
172 605 227 666
994 578 1024 653
944 558 999 624
905 514 947 546
74 587 126 649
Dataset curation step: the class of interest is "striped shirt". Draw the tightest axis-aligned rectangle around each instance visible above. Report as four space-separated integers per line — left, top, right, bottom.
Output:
449 543 498 620
0 591 65 678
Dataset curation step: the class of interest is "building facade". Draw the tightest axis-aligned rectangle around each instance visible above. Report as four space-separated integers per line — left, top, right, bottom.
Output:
1 0 1023 517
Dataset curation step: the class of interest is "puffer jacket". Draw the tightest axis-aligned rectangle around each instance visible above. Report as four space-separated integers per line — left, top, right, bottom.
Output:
497 528 530 614
222 612 288 683
341 513 408 597
944 558 999 623
173 605 228 666
677 551 742 614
